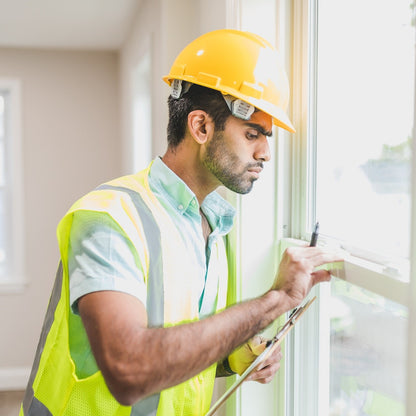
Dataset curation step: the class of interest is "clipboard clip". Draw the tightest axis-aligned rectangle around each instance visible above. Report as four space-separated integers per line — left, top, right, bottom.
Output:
289 307 298 319
267 296 316 346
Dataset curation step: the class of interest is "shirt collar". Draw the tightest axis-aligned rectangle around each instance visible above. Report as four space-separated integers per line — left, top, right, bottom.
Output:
148 157 235 235
202 192 235 236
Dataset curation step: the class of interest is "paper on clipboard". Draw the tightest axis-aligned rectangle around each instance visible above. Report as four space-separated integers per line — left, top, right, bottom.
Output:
205 296 316 416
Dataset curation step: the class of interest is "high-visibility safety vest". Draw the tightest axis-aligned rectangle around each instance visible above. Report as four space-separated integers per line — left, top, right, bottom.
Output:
20 165 229 416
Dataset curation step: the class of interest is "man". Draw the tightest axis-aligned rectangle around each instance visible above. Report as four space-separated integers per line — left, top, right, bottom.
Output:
20 29 342 416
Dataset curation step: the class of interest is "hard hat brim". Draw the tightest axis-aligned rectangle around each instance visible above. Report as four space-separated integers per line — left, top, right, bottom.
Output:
163 75 296 133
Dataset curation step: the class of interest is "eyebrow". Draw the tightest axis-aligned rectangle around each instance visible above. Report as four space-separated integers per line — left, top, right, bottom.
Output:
244 122 273 137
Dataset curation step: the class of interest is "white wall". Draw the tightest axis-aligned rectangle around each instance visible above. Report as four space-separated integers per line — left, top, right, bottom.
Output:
0 48 120 388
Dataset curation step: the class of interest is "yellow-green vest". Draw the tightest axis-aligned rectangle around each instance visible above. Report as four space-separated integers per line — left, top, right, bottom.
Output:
20 166 229 416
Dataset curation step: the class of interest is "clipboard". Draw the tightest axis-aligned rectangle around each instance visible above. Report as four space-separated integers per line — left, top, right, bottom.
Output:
205 296 316 416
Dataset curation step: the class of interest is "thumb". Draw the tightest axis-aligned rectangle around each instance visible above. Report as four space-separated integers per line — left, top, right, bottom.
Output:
311 269 332 285
249 336 267 356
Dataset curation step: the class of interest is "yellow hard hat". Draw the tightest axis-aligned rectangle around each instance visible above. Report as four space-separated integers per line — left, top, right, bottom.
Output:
163 29 295 133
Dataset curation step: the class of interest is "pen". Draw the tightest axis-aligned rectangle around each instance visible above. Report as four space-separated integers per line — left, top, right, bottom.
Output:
285 225 319 347
309 221 319 247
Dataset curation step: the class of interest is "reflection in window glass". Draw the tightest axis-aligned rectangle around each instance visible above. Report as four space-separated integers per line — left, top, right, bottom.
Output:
315 0 414 262
329 279 407 416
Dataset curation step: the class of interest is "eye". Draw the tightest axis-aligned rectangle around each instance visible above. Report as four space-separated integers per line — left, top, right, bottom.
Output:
246 129 259 140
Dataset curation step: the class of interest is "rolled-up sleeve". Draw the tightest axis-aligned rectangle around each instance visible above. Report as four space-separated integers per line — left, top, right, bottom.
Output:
68 210 147 314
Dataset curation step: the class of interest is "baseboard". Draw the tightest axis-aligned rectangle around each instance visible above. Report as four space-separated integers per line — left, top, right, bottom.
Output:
0 367 30 391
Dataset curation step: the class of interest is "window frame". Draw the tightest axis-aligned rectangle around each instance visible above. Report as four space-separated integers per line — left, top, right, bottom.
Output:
224 0 416 415
285 1 416 415
0 78 25 292
292 0 412 307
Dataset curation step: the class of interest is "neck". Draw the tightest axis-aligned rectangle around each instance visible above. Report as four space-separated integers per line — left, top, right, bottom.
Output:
161 143 218 205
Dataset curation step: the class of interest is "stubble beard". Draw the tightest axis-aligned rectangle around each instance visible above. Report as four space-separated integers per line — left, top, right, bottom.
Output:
203 130 258 195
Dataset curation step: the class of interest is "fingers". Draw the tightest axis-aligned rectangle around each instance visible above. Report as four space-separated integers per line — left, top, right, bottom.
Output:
311 269 332 284
247 361 281 384
273 245 345 309
258 345 282 370
246 345 282 384
285 246 344 267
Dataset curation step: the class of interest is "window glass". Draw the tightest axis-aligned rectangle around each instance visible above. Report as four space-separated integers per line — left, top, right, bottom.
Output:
329 279 407 415
315 0 414 263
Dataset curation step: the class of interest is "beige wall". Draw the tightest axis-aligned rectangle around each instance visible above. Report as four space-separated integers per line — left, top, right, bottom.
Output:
0 48 120 383
0 0 230 391
120 0 228 173
120 0 200 173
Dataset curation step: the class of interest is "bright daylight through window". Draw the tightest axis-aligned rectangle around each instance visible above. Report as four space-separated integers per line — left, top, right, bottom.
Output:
315 0 414 268
313 1 414 415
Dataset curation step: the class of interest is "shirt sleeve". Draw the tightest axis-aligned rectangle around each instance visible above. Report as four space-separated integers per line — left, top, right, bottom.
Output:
68 210 147 314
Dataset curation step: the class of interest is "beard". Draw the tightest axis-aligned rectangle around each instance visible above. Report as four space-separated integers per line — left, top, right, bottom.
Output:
202 130 262 194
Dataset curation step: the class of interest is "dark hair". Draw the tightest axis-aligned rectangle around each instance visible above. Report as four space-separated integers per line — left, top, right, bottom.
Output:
167 84 231 147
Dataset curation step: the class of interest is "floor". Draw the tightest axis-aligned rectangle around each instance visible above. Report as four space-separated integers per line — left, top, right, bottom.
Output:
0 390 24 416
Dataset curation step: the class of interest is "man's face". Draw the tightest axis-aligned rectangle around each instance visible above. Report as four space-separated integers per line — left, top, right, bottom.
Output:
202 111 273 194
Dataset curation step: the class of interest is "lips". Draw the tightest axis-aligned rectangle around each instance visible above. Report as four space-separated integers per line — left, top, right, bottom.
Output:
247 167 262 174
247 166 263 179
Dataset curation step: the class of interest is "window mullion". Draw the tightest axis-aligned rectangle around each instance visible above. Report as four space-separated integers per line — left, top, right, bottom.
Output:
290 0 311 240
406 18 416 415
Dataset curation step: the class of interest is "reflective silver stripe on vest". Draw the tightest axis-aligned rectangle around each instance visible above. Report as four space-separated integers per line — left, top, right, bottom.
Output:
97 184 164 416
96 185 164 327
22 262 63 416
22 185 164 416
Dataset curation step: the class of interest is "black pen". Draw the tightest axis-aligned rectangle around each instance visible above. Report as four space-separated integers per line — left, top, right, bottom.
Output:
286 228 318 338
309 221 319 247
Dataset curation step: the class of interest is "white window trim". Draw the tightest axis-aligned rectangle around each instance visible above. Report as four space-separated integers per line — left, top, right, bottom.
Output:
0 78 26 292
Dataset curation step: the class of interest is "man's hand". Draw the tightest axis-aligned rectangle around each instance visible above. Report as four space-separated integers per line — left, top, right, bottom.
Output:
228 336 283 384
246 343 282 384
273 246 343 310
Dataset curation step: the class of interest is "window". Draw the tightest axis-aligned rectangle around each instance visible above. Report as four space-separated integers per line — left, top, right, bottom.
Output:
328 280 407 415
131 40 152 172
226 1 416 416
287 1 415 415
0 79 24 290
315 0 414 267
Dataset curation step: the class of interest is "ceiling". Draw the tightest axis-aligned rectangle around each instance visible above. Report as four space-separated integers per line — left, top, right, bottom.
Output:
0 0 142 50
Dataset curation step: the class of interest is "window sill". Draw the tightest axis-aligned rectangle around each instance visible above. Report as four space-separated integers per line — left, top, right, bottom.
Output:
281 238 409 307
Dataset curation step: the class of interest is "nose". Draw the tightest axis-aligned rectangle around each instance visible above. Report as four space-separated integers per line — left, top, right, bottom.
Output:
254 136 271 162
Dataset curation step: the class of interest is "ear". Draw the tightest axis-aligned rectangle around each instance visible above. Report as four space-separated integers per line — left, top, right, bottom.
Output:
187 110 214 144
